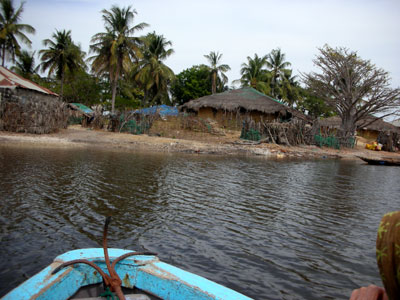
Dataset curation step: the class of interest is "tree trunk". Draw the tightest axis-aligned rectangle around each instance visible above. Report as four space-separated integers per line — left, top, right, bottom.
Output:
110 64 122 115
60 71 64 100
142 89 150 107
340 113 357 137
111 79 117 115
1 46 5 66
212 71 216 94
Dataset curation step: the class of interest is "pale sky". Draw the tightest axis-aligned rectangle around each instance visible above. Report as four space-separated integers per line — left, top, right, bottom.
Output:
19 0 400 88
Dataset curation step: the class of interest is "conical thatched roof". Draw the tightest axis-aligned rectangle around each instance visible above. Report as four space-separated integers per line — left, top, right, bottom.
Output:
319 115 400 132
318 116 341 128
358 116 400 132
180 87 308 120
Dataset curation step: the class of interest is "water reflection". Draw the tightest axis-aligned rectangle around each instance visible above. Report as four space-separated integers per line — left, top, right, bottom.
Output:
0 145 399 299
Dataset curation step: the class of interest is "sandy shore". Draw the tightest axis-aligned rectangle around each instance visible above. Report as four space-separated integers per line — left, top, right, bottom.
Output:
1 125 399 161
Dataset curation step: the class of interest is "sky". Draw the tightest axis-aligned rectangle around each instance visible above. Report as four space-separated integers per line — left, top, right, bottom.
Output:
18 0 400 88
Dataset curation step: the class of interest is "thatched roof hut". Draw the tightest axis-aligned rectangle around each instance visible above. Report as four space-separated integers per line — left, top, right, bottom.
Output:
180 87 309 124
318 116 341 129
319 115 400 139
319 116 400 132
358 116 400 133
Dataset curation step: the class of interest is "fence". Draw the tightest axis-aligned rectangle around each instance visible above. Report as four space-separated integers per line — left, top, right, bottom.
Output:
118 113 155 134
240 119 313 146
240 118 357 149
314 135 356 149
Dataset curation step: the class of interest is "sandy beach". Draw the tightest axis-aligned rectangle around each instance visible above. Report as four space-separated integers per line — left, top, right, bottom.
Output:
1 125 399 161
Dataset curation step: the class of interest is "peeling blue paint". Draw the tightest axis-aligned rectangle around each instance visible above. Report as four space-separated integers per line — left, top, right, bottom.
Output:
2 248 252 300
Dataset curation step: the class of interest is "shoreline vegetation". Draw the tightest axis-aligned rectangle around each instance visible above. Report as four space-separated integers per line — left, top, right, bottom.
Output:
1 125 399 161
0 0 400 159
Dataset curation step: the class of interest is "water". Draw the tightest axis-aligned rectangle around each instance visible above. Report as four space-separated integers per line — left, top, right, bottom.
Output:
0 145 399 299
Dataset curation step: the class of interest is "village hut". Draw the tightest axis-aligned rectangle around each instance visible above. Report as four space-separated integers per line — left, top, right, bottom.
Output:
180 87 309 128
67 103 94 126
0 66 68 134
357 116 400 139
319 115 400 139
317 116 341 136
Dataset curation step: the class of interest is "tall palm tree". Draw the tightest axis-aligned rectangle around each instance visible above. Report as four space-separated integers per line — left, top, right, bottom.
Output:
235 53 271 94
88 5 148 114
11 49 35 79
135 31 175 106
280 70 300 107
38 29 85 98
204 51 230 94
0 0 35 66
266 48 291 98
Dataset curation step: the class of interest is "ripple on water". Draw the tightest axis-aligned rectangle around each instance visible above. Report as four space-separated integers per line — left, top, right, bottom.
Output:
0 147 399 299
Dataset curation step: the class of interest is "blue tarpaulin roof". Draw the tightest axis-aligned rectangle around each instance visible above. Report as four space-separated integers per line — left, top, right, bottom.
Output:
134 105 178 117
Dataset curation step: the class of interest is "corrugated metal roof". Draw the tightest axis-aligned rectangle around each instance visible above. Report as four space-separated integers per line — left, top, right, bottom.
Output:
69 103 94 114
0 66 58 96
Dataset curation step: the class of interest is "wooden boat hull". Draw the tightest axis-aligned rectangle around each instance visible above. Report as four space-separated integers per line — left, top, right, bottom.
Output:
2 248 252 300
358 156 400 166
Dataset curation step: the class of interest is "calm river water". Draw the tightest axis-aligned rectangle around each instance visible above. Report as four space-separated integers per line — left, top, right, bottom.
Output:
0 145 399 299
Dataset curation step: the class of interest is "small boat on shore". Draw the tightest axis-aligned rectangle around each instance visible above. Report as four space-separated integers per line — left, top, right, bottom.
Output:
358 156 400 166
2 218 252 300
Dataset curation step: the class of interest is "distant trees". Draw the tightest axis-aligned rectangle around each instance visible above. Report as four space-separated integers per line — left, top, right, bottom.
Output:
279 70 300 108
303 45 400 136
60 70 104 105
170 65 212 105
0 0 35 66
296 87 335 119
266 48 291 99
204 51 230 94
135 32 175 106
11 49 36 80
233 48 340 118
10 2 397 129
236 49 301 107
171 52 231 105
38 30 85 99
236 54 270 94
2 3 181 111
89 5 148 114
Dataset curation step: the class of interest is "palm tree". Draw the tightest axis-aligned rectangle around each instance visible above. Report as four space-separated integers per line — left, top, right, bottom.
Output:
235 54 271 94
38 29 85 98
135 31 175 106
266 48 291 98
280 70 300 107
11 49 35 79
204 51 230 94
88 5 148 114
0 0 35 66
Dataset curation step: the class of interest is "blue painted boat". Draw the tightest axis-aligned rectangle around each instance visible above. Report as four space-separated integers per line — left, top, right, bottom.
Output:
3 248 252 300
2 218 252 300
